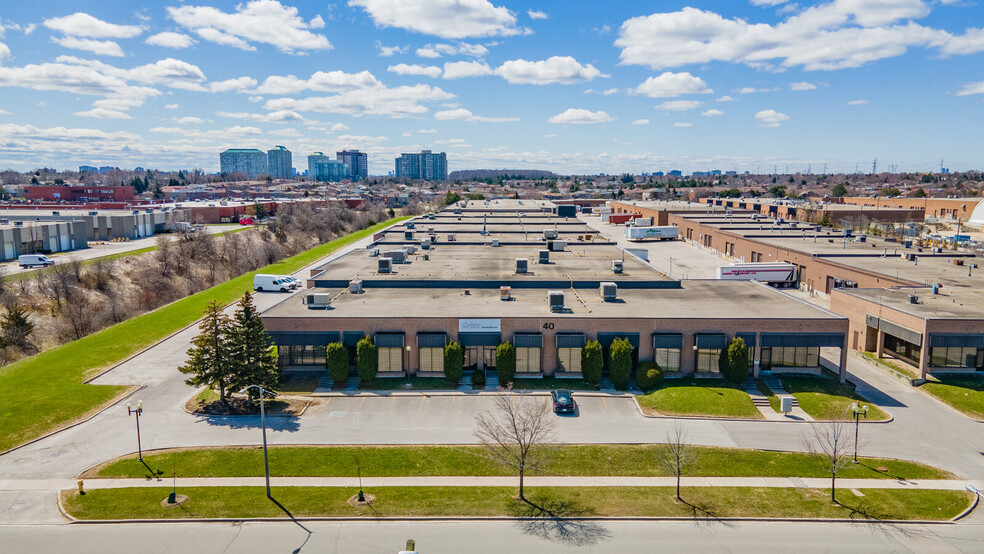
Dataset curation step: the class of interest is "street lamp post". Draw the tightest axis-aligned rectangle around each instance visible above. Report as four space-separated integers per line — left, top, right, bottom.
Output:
851 402 868 463
126 401 144 462
240 385 271 498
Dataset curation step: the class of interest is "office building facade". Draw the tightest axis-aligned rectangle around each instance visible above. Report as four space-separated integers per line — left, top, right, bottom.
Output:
337 150 368 181
267 146 293 180
312 159 350 182
220 149 268 178
395 150 447 180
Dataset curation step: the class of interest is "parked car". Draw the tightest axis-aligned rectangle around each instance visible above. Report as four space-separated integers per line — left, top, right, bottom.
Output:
551 389 576 414
18 254 55 268
253 274 292 292
281 276 302 289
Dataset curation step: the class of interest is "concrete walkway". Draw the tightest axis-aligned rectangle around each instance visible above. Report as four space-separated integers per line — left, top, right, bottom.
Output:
8 477 983 491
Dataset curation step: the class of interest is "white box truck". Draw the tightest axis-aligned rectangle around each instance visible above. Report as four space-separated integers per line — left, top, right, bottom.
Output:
18 254 55 268
716 262 798 287
624 226 679 241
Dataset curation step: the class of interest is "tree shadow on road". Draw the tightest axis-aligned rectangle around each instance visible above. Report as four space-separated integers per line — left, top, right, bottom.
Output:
508 491 611 547
194 414 301 433
676 496 733 528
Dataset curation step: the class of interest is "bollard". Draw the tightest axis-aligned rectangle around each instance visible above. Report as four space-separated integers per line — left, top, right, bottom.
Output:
78 480 84 495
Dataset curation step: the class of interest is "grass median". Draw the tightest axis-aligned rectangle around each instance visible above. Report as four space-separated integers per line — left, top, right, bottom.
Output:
921 377 984 420
636 380 763 419
0 218 407 453
61 486 972 521
779 377 889 421
85 444 955 481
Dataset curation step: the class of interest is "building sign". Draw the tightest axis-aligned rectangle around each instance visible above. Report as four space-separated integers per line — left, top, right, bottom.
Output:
459 319 501 333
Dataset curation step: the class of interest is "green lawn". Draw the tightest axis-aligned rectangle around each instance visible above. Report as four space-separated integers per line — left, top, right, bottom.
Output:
62 486 972 521
87 444 953 481
921 377 984 420
0 218 407 453
511 377 598 391
754 379 781 412
277 372 322 394
636 380 763 419
779 377 889 421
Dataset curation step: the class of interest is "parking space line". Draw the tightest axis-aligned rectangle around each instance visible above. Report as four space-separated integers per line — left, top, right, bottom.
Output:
603 398 610 413
417 397 425 415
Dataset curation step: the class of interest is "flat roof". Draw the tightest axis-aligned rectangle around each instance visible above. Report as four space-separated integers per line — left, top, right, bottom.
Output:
839 287 984 320
266 280 842 321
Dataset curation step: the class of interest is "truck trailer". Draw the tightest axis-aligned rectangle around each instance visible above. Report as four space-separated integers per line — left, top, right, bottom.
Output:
624 226 679 241
716 262 798 287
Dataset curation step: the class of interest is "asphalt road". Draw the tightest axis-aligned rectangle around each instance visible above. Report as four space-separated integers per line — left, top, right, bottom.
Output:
3 520 983 553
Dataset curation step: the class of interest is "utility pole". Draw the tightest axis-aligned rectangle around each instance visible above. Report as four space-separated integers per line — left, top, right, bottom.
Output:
872 157 877 175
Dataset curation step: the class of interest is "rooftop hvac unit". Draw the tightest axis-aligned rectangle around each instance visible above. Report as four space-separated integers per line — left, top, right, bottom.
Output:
349 280 363 293
421 237 432 249
549 240 566 252
384 249 405 262
406 222 415 229
611 260 624 274
548 290 565 312
404 231 414 240
13 221 23 227
857 235 867 243
543 229 559 239
0 219 6 225
378 257 393 273
516 258 528 274
306 293 332 309
903 240 913 248
539 249 550 264
132 210 139 214
403 244 416 254
909 295 919 304
52 211 60 216
448 234 456 241
843 229 853 237
500 286 511 301
368 248 380 257
427 226 435 234
492 239 500 247
600 282 617 301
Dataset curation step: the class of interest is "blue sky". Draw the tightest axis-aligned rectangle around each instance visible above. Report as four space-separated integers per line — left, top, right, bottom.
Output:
0 0 982 175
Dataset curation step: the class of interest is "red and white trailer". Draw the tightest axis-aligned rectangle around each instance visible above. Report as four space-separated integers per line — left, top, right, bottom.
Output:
716 262 798 287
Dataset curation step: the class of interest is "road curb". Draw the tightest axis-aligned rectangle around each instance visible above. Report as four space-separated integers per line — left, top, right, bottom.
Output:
953 489 980 521
309 390 633 398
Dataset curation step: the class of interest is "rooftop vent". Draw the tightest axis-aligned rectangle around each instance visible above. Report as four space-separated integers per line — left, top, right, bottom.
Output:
349 280 363 293
421 237 432 249
368 248 380 257
492 238 500 247
516 258 528 274
549 240 566 252
406 222 415 229
543 229 559 240
539 249 550 264
548 290 565 312
500 286 511 301
909 295 919 304
427 226 435 234
378 257 392 273
611 260 624 274
600 282 617 301
404 231 414 240
384 249 405 263
306 293 332 309
89 211 99 216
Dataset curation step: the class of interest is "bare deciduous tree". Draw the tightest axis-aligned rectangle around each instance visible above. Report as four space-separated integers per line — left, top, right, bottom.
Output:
155 234 173 276
475 395 556 502
657 421 698 501
802 420 853 502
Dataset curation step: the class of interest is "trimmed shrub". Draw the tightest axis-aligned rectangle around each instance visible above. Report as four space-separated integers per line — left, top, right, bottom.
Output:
495 342 516 385
325 342 348 384
636 361 663 392
356 336 377 383
444 340 464 384
609 337 634 390
723 337 750 383
471 369 486 389
582 340 603 387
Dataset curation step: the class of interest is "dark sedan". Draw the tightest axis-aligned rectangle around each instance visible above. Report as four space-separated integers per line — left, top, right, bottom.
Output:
551 389 576 414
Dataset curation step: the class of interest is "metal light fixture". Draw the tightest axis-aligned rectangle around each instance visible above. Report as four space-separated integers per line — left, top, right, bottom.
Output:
126 400 144 462
851 402 868 463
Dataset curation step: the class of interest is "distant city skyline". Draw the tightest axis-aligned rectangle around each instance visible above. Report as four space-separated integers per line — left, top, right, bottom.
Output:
1 1 983 174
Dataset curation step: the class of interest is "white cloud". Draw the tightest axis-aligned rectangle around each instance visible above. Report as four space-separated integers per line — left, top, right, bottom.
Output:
755 109 789 126
52 37 125 57
701 109 724 116
672 122 692 127
349 0 523 39
738 87 758 94
330 123 350 131
44 13 143 38
495 56 607 85
164 104 179 109
418 128 437 133
0 58 162 104
388 63 443 78
337 134 387 145
655 100 701 111
269 128 303 137
210 77 258 92
175 116 204 124
790 81 817 90
547 108 614 124
148 126 184 133
955 81 984 96
633 71 712 98
528 10 548 20
75 107 132 119
255 70 382 95
416 42 489 58
434 107 517 122
442 61 493 79
631 118 650 125
603 88 620 95
614 5 979 72
309 15 325 29
168 0 332 54
377 43 407 57
217 110 303 122
846 98 869 105
0 109 10 115
716 95 737 102
146 32 195 49
264 82 454 118
225 125 262 135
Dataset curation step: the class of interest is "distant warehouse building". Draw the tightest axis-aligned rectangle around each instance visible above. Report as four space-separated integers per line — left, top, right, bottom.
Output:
220 148 268 178
25 185 134 203
395 150 447 181
0 220 91 260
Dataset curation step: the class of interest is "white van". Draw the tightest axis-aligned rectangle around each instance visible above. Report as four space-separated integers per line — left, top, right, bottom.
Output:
18 254 55 269
253 274 292 292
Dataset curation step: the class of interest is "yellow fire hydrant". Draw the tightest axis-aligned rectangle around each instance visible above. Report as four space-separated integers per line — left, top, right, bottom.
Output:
78 480 84 495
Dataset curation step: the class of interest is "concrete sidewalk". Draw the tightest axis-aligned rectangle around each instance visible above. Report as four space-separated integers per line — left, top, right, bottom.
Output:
6 476 982 491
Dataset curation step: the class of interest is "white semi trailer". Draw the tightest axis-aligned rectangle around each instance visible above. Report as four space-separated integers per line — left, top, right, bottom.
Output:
624 226 679 241
716 262 798 287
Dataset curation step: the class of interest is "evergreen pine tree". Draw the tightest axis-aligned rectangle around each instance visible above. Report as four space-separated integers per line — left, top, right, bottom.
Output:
228 292 279 400
2 305 34 348
179 301 234 403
